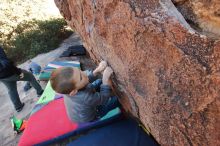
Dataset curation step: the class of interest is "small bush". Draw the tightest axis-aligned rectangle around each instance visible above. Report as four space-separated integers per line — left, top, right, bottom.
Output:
3 18 72 63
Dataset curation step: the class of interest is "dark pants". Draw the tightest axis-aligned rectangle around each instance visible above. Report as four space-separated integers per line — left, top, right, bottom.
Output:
96 96 120 118
0 69 43 110
91 79 120 119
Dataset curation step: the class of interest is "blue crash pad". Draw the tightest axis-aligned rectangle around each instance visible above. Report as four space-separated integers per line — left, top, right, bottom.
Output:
67 118 159 146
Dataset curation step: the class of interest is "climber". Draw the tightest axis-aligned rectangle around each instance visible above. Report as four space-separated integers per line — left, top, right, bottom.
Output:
50 61 120 123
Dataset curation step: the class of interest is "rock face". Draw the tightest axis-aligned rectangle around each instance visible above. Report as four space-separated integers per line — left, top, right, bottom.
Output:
55 0 220 145
172 0 220 38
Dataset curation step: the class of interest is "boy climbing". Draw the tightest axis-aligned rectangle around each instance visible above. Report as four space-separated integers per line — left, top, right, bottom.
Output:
50 61 120 123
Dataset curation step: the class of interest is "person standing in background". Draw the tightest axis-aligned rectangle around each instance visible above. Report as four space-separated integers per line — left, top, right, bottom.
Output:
0 46 43 112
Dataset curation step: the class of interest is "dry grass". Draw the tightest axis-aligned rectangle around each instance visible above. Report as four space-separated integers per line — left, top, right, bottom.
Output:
0 0 72 63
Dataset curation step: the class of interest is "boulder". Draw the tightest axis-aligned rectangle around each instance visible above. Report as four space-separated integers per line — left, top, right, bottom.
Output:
172 0 220 38
54 0 220 145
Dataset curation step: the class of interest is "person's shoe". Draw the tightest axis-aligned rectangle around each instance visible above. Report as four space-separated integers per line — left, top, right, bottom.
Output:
37 90 44 97
10 116 27 134
16 103 25 112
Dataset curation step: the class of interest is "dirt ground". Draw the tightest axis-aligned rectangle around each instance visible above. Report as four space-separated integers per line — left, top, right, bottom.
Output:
0 33 96 146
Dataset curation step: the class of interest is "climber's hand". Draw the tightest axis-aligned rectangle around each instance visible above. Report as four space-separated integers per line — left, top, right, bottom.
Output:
102 67 113 85
93 60 107 76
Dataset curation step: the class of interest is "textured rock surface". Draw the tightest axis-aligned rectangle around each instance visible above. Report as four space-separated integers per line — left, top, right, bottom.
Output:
172 0 220 38
55 0 220 145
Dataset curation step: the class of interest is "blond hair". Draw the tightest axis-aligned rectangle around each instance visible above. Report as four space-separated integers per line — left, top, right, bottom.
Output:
50 67 76 94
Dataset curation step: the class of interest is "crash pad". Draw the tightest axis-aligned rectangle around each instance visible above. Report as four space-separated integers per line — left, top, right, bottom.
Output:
39 61 80 81
18 98 121 146
67 118 159 146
